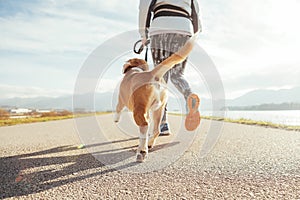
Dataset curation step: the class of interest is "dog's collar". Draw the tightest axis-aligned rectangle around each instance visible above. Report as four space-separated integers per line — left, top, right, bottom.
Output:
123 66 144 74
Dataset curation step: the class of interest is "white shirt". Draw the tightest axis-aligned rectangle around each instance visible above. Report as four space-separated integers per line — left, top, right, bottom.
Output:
139 0 202 39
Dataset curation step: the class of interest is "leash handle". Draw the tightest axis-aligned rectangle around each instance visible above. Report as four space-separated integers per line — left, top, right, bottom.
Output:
133 39 150 61
133 39 150 54
145 45 149 62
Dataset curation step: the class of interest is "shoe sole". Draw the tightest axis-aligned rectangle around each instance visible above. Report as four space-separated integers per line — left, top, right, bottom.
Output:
159 131 171 136
185 93 201 131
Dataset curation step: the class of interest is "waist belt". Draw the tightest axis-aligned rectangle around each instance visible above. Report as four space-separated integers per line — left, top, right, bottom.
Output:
153 4 191 20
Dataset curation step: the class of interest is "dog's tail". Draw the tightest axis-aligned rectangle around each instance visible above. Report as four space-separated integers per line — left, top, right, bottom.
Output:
150 35 196 80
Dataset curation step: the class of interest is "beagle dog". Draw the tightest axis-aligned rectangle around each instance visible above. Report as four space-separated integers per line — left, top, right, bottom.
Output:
114 36 195 162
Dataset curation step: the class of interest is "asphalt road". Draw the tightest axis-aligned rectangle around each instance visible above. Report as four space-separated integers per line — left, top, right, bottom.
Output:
0 113 299 199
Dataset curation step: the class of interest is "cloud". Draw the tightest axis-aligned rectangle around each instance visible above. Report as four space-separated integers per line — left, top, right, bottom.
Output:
0 0 137 54
97 78 121 94
1 0 300 100
199 0 300 98
0 84 72 98
0 51 79 91
203 0 300 58
0 0 139 98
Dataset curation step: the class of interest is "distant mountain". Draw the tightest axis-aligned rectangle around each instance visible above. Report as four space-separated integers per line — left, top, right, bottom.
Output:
227 87 300 107
0 92 212 111
0 96 59 109
0 93 115 111
228 102 300 111
1 87 300 111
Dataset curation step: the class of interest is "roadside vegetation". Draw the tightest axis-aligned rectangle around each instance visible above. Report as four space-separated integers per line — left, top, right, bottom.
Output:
169 112 300 132
201 116 300 132
1 109 299 131
0 109 110 127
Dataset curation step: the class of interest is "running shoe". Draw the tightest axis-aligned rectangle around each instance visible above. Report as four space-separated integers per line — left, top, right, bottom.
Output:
185 93 201 131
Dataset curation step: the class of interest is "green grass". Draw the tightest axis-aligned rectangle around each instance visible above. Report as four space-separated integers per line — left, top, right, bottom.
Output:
201 116 300 132
2 111 299 132
0 115 74 126
169 112 300 132
0 112 111 127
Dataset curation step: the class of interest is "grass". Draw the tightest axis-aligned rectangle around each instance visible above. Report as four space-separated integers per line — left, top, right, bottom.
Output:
201 116 300 132
0 115 74 126
1 111 299 132
169 112 300 132
0 112 111 127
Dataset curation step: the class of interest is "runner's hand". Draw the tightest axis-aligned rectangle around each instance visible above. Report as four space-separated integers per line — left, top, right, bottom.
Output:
141 38 148 46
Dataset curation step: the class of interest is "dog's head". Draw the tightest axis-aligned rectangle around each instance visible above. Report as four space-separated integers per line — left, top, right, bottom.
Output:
122 58 149 74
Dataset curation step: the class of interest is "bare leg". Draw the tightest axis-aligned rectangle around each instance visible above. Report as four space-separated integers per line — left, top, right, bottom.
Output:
151 33 191 134
170 59 192 101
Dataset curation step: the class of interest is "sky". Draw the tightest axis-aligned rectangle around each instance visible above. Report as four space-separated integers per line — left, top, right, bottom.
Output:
1 0 300 99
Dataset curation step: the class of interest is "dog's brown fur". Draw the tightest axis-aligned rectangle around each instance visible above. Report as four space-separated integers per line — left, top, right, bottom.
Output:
114 36 195 162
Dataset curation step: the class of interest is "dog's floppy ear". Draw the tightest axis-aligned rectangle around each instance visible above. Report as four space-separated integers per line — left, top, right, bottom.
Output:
123 58 149 74
122 61 131 74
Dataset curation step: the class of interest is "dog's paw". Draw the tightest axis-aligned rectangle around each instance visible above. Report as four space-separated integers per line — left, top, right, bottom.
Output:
148 137 156 149
113 113 121 123
136 150 148 163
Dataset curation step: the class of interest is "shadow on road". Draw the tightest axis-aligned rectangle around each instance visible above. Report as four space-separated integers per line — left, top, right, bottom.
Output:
0 136 179 198
0 136 181 198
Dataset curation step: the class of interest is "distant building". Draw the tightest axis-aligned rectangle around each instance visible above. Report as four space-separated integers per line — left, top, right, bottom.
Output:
10 108 32 114
35 109 52 113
